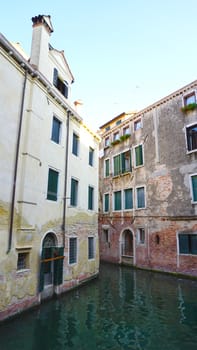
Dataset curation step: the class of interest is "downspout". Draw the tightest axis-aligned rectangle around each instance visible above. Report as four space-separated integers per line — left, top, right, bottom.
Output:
62 110 70 247
7 69 28 254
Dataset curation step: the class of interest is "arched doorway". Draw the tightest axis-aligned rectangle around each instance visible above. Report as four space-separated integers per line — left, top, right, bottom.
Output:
121 229 134 265
39 232 64 294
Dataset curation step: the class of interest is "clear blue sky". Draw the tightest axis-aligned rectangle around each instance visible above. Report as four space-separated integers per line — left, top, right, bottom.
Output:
1 0 197 130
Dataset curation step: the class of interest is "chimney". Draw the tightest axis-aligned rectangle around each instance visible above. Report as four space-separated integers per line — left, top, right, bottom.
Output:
74 100 84 116
30 15 53 75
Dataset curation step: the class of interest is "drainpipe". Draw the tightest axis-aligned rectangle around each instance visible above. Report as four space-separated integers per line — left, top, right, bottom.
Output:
7 69 28 254
62 110 70 247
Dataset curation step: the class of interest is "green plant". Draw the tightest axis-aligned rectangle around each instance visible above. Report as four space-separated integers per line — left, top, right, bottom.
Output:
181 103 197 112
111 139 120 146
120 134 131 141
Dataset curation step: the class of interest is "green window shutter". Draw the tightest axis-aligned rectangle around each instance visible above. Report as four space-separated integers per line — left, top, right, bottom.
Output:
88 237 94 259
47 169 58 201
105 159 110 177
114 191 121 210
70 178 78 206
114 155 121 176
39 249 46 292
179 234 189 254
72 133 79 156
121 153 125 173
54 247 64 286
137 187 145 208
124 189 133 209
51 117 61 144
88 186 94 210
89 147 94 166
135 145 143 166
190 235 197 255
104 193 109 212
192 175 197 201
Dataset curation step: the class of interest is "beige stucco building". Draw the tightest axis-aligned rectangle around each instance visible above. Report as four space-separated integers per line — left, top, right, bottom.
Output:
0 15 100 321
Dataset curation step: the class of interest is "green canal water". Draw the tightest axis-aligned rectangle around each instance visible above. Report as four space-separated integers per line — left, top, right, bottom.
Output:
0 263 197 350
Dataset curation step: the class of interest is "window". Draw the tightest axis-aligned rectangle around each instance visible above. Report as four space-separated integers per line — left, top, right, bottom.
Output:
184 92 196 106
113 131 120 141
114 190 122 211
123 126 130 135
88 186 94 210
138 228 145 244
105 137 110 147
89 147 94 166
47 168 59 201
116 119 122 126
103 229 109 243
179 234 197 255
104 193 109 212
88 237 95 259
17 252 29 270
51 116 61 144
105 126 110 131
134 118 142 131
135 144 144 167
191 175 197 202
72 133 79 156
104 159 110 177
69 237 77 264
53 68 68 98
113 150 132 176
124 188 133 210
136 187 145 209
186 124 197 152
70 178 78 206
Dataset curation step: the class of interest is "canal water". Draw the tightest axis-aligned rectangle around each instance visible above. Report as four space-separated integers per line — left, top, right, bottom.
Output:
0 263 197 350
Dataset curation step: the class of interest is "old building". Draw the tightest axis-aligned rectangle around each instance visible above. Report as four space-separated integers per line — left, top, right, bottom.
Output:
0 15 100 321
99 83 197 277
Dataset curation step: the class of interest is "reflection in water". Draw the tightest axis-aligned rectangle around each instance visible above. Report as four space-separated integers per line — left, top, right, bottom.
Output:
0 263 197 350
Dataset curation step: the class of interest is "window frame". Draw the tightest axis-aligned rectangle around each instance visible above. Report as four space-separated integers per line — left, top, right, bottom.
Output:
51 116 62 144
88 237 95 260
47 168 59 201
72 132 79 156
70 177 79 207
178 233 197 255
123 125 130 135
136 186 146 209
88 185 94 210
17 251 30 271
185 123 197 153
89 147 94 166
103 193 110 213
134 144 144 167
113 190 122 211
113 131 120 141
183 91 196 106
137 228 145 245
104 158 110 177
124 188 133 210
113 150 132 176
69 237 77 264
134 118 142 131
103 228 109 243
190 174 197 203
104 136 110 148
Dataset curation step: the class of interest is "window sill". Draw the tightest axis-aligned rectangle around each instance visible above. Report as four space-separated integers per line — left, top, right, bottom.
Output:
16 269 30 274
186 149 197 155
179 253 197 256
